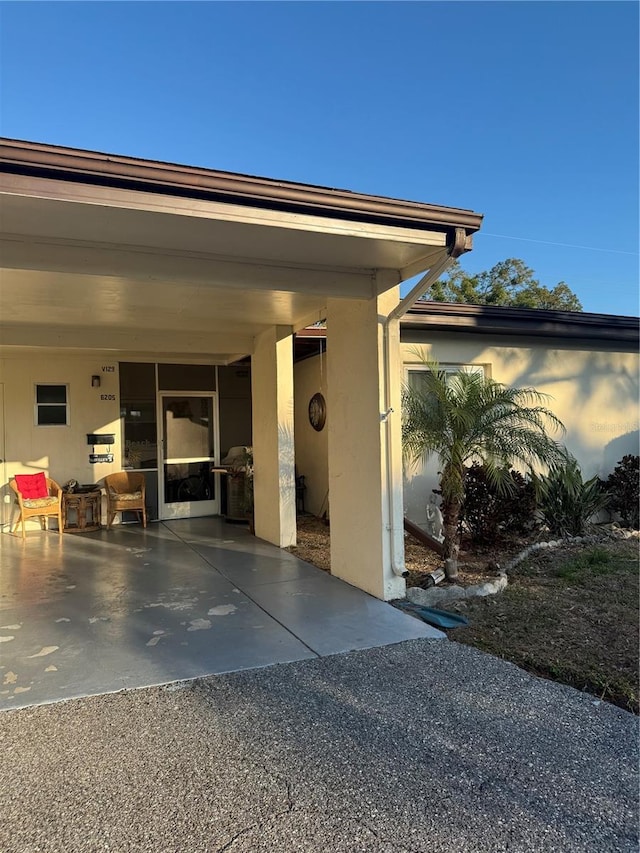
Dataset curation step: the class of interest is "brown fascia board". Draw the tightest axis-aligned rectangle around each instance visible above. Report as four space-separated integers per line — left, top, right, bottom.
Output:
0 137 483 236
294 327 326 337
402 302 640 345
293 338 327 364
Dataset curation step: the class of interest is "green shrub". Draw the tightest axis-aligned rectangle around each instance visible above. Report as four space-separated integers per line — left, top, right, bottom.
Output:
535 456 609 537
604 455 639 529
460 463 538 544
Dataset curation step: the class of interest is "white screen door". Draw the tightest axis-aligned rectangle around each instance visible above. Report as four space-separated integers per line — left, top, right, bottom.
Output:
159 393 219 519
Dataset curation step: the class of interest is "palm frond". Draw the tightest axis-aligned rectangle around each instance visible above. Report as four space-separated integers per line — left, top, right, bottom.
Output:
402 358 566 475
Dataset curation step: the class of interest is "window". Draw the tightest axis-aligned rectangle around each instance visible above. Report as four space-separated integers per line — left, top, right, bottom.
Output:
157 363 216 391
119 362 158 469
406 364 485 394
35 384 69 426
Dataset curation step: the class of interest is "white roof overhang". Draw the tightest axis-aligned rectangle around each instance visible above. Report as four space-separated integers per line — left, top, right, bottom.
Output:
0 141 482 362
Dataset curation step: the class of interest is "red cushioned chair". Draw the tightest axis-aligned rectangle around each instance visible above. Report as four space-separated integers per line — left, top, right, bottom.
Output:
10 473 63 540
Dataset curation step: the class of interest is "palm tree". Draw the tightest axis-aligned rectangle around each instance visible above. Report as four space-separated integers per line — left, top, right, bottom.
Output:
402 358 566 577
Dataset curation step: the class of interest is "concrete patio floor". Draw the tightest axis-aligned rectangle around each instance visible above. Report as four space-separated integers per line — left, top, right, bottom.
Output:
0 517 443 710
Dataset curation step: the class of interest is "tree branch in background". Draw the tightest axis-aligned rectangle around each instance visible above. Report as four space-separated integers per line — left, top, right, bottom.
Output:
425 258 583 311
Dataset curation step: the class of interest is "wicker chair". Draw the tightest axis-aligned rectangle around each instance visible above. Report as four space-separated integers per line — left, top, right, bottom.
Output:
10 475 63 540
104 472 147 530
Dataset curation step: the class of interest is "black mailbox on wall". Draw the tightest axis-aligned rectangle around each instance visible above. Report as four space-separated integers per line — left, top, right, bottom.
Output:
87 433 115 464
86 433 115 445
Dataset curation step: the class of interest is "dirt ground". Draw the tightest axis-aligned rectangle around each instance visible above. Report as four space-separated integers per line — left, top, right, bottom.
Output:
287 516 639 714
288 514 511 587
449 538 639 713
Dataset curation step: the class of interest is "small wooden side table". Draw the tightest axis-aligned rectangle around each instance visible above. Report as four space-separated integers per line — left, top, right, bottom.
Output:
63 489 102 533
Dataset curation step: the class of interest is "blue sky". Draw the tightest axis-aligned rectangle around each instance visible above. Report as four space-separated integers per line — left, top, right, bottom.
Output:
1 1 638 315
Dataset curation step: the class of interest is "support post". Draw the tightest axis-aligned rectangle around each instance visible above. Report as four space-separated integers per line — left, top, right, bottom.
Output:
326 290 406 600
251 326 296 547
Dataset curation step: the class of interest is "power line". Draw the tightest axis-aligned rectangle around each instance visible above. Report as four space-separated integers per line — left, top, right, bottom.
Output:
482 232 639 256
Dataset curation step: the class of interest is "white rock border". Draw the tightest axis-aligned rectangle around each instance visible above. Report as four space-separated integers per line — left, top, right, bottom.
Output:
406 525 638 608
406 576 507 607
502 525 637 573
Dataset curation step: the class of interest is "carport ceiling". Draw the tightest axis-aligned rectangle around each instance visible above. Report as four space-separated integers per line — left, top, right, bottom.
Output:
0 139 483 359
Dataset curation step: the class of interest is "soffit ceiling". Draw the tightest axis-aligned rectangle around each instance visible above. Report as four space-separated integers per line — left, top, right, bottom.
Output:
1 193 447 273
0 178 452 359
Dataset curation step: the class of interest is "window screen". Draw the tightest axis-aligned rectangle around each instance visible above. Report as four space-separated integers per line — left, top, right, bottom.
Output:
35 384 68 426
407 364 485 392
119 362 157 469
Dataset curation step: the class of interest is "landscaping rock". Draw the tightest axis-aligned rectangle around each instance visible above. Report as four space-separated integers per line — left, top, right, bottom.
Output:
500 529 640 574
407 574 508 606
407 585 468 606
473 576 509 596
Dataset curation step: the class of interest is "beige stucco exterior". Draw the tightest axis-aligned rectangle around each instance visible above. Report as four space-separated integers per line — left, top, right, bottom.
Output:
251 326 296 548
401 334 639 527
0 138 484 599
292 327 639 535
293 354 329 517
0 352 121 525
326 290 406 600
0 353 256 530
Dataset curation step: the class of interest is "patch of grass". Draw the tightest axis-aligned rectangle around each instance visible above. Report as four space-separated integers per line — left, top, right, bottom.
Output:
555 547 613 582
449 540 639 713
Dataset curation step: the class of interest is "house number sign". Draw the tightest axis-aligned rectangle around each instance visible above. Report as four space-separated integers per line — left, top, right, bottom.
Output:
100 366 116 400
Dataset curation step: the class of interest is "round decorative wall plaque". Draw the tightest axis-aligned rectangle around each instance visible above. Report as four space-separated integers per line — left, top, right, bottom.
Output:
308 392 326 432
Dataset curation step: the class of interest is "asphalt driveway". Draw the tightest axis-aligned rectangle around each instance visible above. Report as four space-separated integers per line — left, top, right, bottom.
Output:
2 639 637 852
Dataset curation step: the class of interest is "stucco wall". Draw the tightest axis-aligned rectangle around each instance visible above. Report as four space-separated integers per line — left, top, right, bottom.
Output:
401 333 640 527
251 327 296 548
5 336 636 535
293 335 639 529
0 354 254 531
0 352 121 528
293 356 329 517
